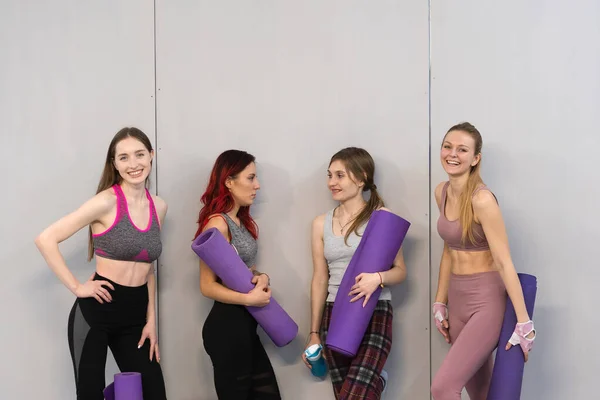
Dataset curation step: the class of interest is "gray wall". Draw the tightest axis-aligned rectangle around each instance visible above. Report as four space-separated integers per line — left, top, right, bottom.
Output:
2 0 598 399
155 1 430 399
429 0 600 398
0 1 156 398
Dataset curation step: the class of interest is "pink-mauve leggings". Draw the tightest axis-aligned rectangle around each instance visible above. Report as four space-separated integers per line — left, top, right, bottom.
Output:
431 271 507 400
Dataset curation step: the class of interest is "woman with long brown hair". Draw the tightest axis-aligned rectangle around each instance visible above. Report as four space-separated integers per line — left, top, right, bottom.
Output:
302 147 408 399
195 149 281 399
35 127 167 399
430 122 536 400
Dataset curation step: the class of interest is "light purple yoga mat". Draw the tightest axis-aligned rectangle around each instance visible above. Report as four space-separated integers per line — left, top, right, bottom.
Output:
487 273 537 400
326 210 411 357
192 227 298 347
103 372 143 400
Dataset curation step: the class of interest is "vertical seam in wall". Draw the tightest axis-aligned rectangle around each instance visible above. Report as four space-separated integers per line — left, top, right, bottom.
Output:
428 0 433 396
153 0 160 336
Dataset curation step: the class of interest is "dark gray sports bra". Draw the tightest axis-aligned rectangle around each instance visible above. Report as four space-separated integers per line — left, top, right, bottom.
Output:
92 184 162 263
221 213 257 268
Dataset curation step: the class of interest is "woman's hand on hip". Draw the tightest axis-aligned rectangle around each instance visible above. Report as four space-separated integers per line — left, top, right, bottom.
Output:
75 279 115 304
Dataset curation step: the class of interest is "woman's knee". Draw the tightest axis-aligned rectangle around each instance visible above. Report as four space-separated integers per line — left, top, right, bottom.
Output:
431 374 460 400
430 376 444 399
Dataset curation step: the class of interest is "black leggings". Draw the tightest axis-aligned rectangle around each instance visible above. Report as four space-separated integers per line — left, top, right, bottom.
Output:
67 273 166 400
202 301 281 400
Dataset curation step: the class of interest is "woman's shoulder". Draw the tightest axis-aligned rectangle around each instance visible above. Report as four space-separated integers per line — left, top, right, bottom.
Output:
312 212 326 227
434 181 448 203
206 213 228 224
435 181 448 194
472 186 497 206
312 210 333 238
314 206 337 222
150 194 168 217
94 187 118 209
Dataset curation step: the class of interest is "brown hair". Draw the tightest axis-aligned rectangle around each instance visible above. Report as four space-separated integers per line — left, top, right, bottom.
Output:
87 127 154 261
329 147 384 245
444 122 483 245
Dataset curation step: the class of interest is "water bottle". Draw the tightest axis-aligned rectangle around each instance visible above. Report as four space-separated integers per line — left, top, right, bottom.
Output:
304 344 327 378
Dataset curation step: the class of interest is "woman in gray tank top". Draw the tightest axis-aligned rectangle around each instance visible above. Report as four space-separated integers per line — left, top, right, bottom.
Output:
194 150 281 399
302 147 408 400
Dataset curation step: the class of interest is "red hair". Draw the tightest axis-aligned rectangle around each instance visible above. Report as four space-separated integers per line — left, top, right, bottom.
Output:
194 150 258 240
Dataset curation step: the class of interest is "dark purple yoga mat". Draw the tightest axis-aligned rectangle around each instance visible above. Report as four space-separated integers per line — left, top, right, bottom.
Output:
103 382 114 400
192 227 298 347
103 372 143 400
487 273 537 400
326 210 410 357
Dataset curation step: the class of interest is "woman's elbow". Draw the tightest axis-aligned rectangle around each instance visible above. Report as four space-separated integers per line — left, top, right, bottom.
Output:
199 279 216 298
199 280 208 297
34 235 43 250
392 266 407 285
492 255 513 273
34 231 51 252
312 272 329 287
399 268 408 283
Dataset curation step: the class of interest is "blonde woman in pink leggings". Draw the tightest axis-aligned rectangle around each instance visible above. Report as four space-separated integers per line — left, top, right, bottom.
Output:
430 122 537 400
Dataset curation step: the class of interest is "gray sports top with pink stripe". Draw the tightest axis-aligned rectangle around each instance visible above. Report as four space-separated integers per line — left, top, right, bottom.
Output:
92 184 162 263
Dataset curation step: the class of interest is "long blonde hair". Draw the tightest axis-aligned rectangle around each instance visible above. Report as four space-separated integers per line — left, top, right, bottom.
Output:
444 122 484 245
87 127 154 261
329 147 384 245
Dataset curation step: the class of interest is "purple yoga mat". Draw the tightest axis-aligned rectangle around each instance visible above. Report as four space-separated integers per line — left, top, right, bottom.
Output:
103 372 143 400
326 210 411 357
103 382 114 400
192 227 298 347
487 273 537 400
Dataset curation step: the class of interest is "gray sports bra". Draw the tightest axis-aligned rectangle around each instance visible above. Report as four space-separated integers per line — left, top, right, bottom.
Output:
221 213 257 268
92 184 162 263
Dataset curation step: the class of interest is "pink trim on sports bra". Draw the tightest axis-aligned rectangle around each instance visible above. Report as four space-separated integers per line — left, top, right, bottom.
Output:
119 185 153 232
92 186 122 238
92 185 159 237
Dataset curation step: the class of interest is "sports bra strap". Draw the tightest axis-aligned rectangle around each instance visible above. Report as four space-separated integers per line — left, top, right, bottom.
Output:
439 182 450 212
112 184 128 215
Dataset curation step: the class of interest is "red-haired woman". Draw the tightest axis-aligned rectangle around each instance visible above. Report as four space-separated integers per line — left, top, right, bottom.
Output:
195 150 281 399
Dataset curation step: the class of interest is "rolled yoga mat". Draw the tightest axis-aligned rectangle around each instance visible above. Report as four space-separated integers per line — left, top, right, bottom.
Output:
191 227 298 347
326 209 411 357
487 273 538 400
103 372 143 400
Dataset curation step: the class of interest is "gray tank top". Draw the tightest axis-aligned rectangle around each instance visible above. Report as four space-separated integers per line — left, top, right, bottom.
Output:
323 208 391 302
222 213 257 268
